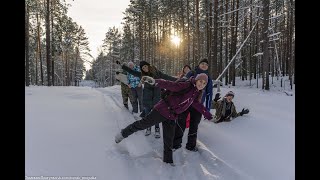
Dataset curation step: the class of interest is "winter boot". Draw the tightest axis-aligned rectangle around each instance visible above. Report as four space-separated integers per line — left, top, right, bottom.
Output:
124 104 129 110
115 132 124 143
186 146 198 152
145 127 151 136
172 144 182 151
169 163 175 167
154 127 161 138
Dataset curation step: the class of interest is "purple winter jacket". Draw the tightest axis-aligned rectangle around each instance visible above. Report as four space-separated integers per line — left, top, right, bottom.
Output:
153 78 213 121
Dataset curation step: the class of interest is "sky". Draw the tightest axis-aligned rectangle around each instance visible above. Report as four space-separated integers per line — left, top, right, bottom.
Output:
25 77 295 180
66 0 131 70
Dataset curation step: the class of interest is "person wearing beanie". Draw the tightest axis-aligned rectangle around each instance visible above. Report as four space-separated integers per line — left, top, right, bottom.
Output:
116 59 177 138
198 58 209 65
172 58 213 152
195 73 208 82
139 61 150 71
211 91 249 123
115 75 213 166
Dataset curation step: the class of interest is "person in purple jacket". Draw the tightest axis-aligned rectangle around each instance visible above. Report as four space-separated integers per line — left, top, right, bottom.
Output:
114 73 213 165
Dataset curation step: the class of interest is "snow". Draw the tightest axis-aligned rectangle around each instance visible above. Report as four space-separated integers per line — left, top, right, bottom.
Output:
253 52 263 56
268 32 281 37
25 78 294 180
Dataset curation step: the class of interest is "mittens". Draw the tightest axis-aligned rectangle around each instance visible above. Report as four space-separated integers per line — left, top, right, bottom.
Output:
141 76 155 85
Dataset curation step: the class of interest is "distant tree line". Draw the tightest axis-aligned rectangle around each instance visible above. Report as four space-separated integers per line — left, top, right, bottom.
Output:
90 0 294 90
25 0 92 86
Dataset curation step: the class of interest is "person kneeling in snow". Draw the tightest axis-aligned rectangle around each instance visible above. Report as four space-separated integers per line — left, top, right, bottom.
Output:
211 91 249 123
115 73 213 165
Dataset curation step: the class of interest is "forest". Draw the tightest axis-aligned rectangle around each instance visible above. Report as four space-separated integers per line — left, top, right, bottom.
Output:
25 0 295 90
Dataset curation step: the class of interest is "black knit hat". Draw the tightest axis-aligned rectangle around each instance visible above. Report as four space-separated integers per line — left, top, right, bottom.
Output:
198 58 209 65
140 61 150 70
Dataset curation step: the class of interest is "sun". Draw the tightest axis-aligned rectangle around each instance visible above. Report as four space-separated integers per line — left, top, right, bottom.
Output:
171 35 181 46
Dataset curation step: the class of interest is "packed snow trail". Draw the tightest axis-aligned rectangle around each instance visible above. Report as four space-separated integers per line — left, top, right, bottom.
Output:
26 85 294 180
97 87 253 180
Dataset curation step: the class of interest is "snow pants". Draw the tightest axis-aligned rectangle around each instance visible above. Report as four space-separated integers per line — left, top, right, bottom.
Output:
130 87 143 113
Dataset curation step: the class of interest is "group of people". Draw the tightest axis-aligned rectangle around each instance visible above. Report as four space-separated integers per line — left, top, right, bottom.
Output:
114 58 250 166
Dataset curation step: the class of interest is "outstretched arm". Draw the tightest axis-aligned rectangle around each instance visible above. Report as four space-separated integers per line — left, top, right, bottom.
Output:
191 100 213 120
157 71 178 81
154 79 190 92
122 65 142 78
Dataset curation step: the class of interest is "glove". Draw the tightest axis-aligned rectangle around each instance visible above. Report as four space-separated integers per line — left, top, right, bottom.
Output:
141 76 155 85
240 108 249 116
203 111 213 121
214 93 221 102
115 71 120 75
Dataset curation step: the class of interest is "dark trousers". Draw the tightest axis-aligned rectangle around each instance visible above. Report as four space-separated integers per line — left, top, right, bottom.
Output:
173 107 202 148
121 110 176 163
142 107 159 129
130 87 143 113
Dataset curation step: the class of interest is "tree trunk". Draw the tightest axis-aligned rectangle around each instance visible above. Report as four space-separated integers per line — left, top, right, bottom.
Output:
74 48 79 86
249 0 253 82
37 13 44 85
232 0 239 86
207 0 211 61
289 0 294 89
262 0 270 90
195 0 200 61
212 0 218 79
219 0 224 75
51 0 55 86
139 15 143 61
254 8 260 79
242 8 248 81
224 0 229 85
25 3 30 86
46 0 51 86
187 0 190 65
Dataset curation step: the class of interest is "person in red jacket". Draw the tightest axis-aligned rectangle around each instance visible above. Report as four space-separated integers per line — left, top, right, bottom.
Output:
115 73 213 165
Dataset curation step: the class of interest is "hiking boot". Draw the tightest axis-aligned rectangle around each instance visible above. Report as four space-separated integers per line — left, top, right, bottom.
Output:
145 127 151 136
186 146 198 152
172 144 182 151
154 127 161 138
115 132 124 143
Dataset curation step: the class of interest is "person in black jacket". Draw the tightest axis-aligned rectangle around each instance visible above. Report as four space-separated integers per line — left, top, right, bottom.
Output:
116 60 177 138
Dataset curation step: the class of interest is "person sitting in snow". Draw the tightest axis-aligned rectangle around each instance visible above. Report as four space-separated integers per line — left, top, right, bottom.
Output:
211 91 249 123
115 73 213 166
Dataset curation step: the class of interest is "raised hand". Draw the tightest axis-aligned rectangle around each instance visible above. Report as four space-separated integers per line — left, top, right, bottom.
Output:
240 108 249 116
214 93 221 102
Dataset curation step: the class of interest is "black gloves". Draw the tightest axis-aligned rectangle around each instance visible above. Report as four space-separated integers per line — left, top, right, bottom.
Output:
214 93 221 102
116 60 121 65
115 71 120 75
240 108 249 116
